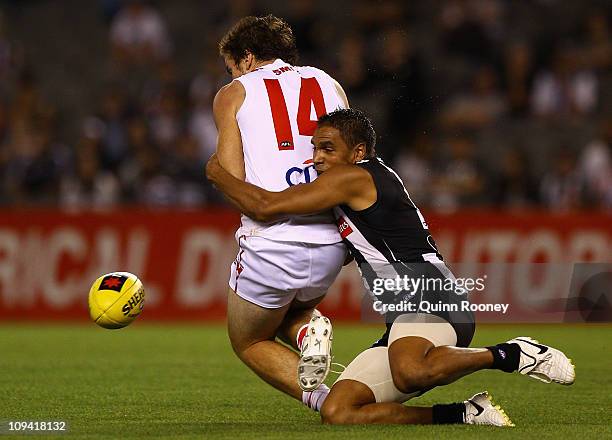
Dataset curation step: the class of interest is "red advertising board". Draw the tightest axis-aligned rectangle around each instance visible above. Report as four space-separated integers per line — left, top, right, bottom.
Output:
0 209 610 322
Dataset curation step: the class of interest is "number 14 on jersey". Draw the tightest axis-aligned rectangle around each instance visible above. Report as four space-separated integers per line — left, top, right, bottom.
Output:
264 77 326 151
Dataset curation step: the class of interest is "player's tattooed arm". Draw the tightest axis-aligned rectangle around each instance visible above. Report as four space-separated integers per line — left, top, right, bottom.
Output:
206 154 373 222
213 81 246 181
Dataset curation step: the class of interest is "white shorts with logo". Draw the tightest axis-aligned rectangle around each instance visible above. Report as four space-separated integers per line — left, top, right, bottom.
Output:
335 314 458 403
228 235 346 309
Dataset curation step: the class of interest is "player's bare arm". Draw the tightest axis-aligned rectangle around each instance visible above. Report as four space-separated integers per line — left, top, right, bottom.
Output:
213 80 246 180
207 155 375 222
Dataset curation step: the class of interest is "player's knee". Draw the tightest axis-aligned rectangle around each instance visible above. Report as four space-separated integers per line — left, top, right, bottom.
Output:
229 339 245 359
227 329 257 361
227 331 245 356
320 398 351 425
391 360 432 393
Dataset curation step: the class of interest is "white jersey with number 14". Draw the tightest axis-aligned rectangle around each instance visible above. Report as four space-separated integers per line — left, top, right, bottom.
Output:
234 58 346 244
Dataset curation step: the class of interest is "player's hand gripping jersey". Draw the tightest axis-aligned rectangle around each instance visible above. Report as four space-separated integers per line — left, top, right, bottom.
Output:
234 59 346 243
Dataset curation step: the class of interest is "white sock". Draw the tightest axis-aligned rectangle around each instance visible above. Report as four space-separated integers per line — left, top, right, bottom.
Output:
302 384 330 412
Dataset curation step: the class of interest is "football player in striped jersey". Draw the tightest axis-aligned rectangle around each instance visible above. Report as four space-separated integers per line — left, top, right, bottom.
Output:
207 108 575 426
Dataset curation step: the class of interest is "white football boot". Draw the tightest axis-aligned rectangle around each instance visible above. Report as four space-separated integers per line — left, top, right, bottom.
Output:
298 314 333 391
464 391 514 427
507 336 575 385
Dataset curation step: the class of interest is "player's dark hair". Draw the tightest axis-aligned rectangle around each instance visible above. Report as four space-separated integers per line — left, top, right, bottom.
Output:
317 109 377 158
219 15 298 65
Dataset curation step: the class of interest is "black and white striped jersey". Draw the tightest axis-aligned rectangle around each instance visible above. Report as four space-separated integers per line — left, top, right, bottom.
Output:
333 157 474 344
333 157 442 266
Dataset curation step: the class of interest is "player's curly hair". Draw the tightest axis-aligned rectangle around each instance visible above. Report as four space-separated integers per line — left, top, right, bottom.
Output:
219 15 298 65
317 109 377 158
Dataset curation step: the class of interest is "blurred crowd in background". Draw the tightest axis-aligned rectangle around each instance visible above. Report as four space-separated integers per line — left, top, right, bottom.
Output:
0 0 610 211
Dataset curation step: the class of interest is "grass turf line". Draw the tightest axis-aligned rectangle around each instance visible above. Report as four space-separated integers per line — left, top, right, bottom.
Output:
0 323 610 439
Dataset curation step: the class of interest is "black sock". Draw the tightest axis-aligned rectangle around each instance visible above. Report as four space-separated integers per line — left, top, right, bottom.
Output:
432 402 466 424
487 343 520 372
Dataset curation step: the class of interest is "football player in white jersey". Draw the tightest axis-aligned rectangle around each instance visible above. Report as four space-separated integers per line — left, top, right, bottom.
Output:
213 15 349 412
207 109 576 426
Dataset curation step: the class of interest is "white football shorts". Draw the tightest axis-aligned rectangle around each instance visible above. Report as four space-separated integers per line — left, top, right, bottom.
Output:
228 235 346 309
335 314 458 403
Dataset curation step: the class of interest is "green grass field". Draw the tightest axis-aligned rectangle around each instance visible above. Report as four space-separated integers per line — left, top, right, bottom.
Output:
0 323 610 439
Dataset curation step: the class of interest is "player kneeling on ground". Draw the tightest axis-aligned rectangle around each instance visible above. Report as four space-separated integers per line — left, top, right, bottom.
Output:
207 109 575 426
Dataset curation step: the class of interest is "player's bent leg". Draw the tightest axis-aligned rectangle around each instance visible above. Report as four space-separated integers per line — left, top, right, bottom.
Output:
227 287 303 400
321 380 432 425
387 314 492 394
388 337 495 393
322 346 431 425
386 314 576 393
322 346 513 426
226 238 344 405
322 382 513 426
